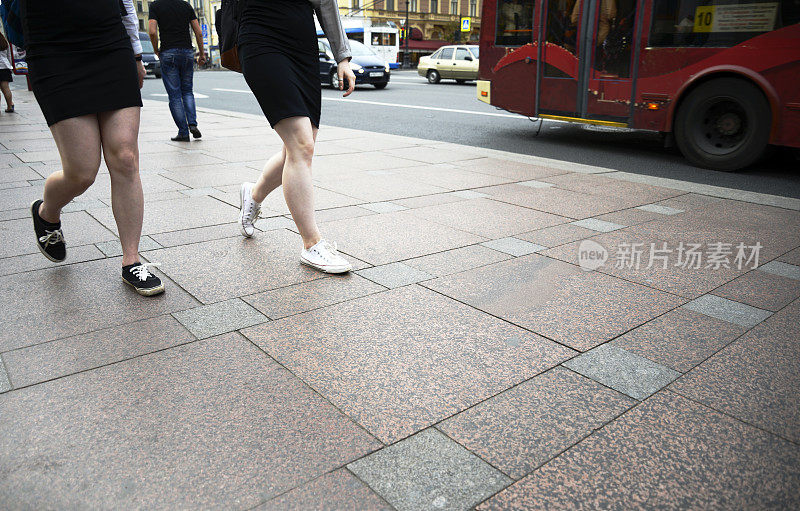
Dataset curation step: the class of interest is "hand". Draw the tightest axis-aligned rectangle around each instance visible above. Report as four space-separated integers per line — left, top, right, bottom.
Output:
136 60 146 89
337 59 356 97
198 53 207 66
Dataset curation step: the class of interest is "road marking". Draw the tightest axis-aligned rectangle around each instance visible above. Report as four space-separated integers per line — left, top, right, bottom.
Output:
209 87 526 119
151 93 209 98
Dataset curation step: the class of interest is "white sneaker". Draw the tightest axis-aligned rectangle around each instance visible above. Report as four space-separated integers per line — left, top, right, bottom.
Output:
300 239 352 274
238 182 261 237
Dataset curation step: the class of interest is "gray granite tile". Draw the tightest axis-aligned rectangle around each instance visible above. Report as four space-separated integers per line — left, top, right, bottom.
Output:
778 247 800 266
312 205 375 223
0 244 106 277
360 201 408 213
148 222 241 248
348 429 511 511
356 262 433 288
0 334 381 508
517 223 596 248
0 358 10 393
479 391 800 510
244 274 385 319
243 285 573 443
712 269 800 311
0 257 199 352
393 193 466 209
255 216 297 232
95 235 162 257
636 203 684 215
450 190 489 199
518 180 554 189
570 218 626 232
480 237 546 257
0 210 117 259
683 294 772 327
173 298 269 339
257 469 391 510
403 245 512 277
563 344 681 400
759 260 800 280
438 367 634 479
2 315 194 388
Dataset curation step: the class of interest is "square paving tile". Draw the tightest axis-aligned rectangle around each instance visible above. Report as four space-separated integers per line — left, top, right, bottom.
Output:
172 298 269 339
593 207 666 227
0 257 198 352
636 203 684 215
360 201 408 213
424 255 684 351
0 359 9 393
778 247 800 266
0 244 106 277
315 172 448 202
517 223 596 248
312 205 375 223
243 274 384 319
0 334 380 509
759 260 800 280
518 179 554 189
159 163 261 188
348 428 511 511
542 173 683 203
475 183 632 219
458 158 567 181
2 315 194 388
438 367 634 479
450 190 490 199
143 230 325 304
243 285 573 443
258 469 391 510
563 344 681 400
392 192 466 209
478 391 800 510
408 198 566 239
670 300 800 443
89 195 238 236
318 210 485 265
570 218 626 232
0 210 117 258
480 237 546 256
148 222 241 248
356 262 433 288
682 294 772 327
712 269 800 311
95 235 161 257
610 308 746 373
394 163 511 190
403 245 512 277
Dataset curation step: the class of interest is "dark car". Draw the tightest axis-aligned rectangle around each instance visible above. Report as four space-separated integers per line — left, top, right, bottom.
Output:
318 38 389 89
139 31 161 78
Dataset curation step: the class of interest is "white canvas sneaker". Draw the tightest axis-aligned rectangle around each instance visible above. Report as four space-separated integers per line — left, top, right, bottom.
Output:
238 182 261 237
300 239 352 274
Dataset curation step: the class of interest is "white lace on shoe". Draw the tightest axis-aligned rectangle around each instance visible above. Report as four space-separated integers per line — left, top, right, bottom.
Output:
131 263 159 281
301 239 352 273
239 182 261 237
39 228 64 247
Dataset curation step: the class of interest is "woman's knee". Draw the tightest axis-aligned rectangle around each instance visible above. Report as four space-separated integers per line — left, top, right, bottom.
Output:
105 146 139 177
64 169 98 192
285 137 315 165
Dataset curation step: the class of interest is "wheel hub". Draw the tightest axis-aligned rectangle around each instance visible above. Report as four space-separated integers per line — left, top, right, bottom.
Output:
715 112 742 136
698 100 748 152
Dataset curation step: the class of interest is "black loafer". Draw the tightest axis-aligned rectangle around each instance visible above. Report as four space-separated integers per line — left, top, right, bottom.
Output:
171 134 190 142
189 125 202 139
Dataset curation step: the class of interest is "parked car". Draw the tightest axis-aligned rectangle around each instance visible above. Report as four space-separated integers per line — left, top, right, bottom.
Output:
418 45 479 84
139 31 161 79
318 38 390 89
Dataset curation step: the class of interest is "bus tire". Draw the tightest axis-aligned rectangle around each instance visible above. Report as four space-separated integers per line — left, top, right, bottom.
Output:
374 82 388 89
674 77 771 171
427 70 440 84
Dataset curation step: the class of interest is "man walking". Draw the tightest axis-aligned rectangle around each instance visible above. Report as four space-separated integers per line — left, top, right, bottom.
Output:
148 0 206 141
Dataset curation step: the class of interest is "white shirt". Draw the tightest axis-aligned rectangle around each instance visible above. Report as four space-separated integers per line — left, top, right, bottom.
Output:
121 0 143 55
0 47 11 70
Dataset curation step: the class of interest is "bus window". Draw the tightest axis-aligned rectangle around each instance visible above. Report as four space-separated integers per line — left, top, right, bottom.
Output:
496 0 535 46
649 0 796 48
593 0 637 77
545 0 579 77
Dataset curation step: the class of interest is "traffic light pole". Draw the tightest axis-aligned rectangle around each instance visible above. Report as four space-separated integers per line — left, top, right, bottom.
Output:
403 1 411 69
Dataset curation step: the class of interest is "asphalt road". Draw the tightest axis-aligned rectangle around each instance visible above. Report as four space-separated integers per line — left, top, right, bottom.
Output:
141 69 800 198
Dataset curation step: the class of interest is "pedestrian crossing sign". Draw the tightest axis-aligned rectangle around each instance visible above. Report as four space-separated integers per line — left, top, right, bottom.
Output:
461 18 470 32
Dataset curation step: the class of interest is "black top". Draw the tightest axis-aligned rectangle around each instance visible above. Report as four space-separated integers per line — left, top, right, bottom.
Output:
149 0 197 52
22 0 130 58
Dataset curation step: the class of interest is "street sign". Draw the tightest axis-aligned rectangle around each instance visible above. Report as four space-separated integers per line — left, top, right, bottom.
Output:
201 23 209 44
460 18 470 32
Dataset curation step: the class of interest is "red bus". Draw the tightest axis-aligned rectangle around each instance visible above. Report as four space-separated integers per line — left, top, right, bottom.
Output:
477 0 800 170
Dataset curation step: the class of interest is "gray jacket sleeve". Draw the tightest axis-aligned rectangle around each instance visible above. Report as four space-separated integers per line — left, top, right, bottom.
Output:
309 0 351 63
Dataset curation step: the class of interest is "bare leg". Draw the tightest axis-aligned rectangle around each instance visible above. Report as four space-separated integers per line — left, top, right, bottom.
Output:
0 81 12 110
39 115 102 223
273 116 320 249
251 146 286 203
98 107 144 266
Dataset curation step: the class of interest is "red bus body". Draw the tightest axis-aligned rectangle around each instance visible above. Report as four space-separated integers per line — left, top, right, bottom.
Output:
479 1 800 150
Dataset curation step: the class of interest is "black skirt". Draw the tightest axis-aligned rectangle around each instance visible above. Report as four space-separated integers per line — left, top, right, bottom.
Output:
0 69 12 82
239 0 321 128
22 0 142 126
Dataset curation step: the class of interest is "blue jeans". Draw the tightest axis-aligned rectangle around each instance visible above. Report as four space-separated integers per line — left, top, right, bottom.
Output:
160 48 197 136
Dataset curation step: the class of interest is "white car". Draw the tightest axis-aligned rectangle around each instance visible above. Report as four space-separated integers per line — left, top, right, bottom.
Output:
418 45 479 84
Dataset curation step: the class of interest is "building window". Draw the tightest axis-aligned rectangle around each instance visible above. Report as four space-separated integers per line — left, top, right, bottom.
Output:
386 0 394 10
410 0 417 12
450 0 457 14
137 1 143 12
469 0 476 17
431 0 438 13
139 19 145 31
351 0 359 9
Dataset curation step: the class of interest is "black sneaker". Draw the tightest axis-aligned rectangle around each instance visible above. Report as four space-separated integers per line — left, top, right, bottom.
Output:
189 125 202 139
171 134 190 142
122 262 165 296
31 200 66 262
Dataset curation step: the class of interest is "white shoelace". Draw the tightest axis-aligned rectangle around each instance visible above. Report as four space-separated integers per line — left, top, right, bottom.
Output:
130 263 159 282
315 240 339 262
39 229 64 247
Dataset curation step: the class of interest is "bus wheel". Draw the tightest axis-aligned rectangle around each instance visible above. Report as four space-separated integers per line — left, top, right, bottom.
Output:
674 78 770 171
427 70 441 84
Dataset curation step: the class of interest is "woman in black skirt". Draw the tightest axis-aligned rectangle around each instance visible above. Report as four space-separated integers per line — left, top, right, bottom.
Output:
236 0 357 273
23 0 164 295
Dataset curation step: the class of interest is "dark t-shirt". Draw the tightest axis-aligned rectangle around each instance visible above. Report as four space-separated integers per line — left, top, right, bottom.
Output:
149 0 197 52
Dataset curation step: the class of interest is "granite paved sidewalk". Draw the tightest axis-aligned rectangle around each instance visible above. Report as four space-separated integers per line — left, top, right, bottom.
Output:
1 90 799 510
